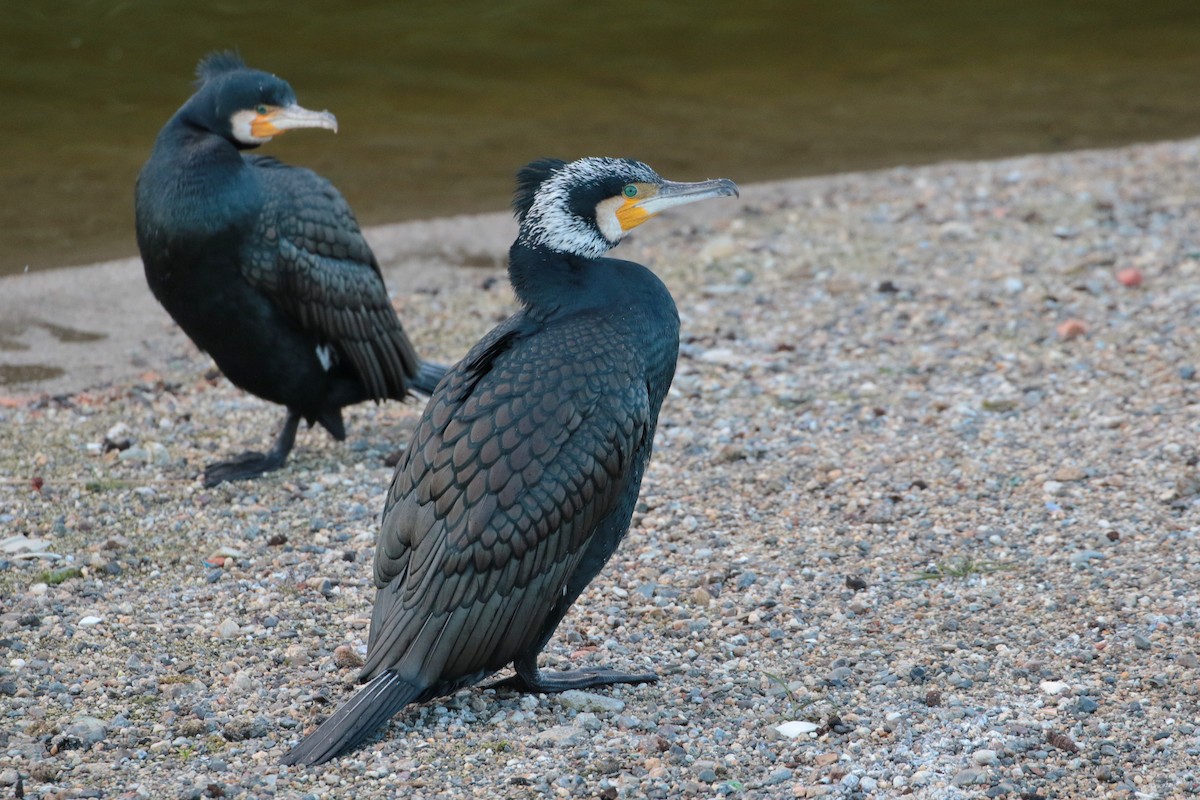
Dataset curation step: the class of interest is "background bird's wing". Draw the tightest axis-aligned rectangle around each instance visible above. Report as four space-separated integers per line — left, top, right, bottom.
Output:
240 157 418 399
362 316 650 682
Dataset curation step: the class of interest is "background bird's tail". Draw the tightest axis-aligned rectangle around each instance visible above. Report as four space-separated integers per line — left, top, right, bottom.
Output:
411 360 449 396
281 671 421 766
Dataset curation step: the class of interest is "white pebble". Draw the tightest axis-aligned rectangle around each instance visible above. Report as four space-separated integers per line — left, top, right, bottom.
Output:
773 720 819 738
79 616 103 626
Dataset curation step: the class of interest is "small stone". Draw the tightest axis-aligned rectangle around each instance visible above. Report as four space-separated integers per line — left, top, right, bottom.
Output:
575 712 602 732
1051 466 1088 482
1076 696 1099 714
1070 550 1106 567
145 442 170 465
79 615 103 627
215 619 240 639
972 749 998 765
826 666 853 684
699 235 737 264
284 644 309 666
117 446 149 463
333 645 364 669
65 716 107 747
556 690 625 713
699 348 743 367
952 768 986 787
773 720 818 738
981 398 1018 413
765 767 793 785
1046 731 1079 753
1056 319 1087 340
535 724 587 747
1116 267 1143 287
222 717 268 741
179 719 208 736
1040 680 1070 696
1042 480 1067 497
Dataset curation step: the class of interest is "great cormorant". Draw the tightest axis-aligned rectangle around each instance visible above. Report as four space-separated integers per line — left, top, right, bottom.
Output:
282 156 737 765
135 52 445 486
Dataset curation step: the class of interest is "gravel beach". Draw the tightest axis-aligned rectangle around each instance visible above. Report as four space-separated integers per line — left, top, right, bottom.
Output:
3 139 1200 798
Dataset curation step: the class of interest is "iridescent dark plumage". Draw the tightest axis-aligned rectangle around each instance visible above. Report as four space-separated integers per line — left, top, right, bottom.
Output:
283 157 737 765
134 52 444 486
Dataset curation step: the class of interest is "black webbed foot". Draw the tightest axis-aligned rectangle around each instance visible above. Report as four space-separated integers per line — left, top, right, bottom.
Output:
488 665 658 693
201 410 302 487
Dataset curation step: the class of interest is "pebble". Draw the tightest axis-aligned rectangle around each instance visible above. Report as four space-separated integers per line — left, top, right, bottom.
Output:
1056 318 1087 340
215 619 240 639
972 749 998 765
1116 267 1143 287
65 716 107 747
773 720 819 738
78 615 103 626
534 725 588 747
952 768 986 787
333 644 365 669
556 690 625 713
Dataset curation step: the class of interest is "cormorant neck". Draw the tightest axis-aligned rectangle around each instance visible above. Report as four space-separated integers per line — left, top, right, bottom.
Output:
507 242 599 312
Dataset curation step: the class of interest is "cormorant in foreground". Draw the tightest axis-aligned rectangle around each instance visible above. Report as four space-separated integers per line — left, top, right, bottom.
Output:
283 157 737 765
135 52 444 486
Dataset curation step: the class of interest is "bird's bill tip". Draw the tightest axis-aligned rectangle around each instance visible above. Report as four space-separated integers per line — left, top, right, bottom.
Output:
251 104 339 138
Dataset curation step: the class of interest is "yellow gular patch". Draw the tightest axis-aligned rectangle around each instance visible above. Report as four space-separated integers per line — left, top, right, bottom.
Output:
615 197 652 232
615 183 660 232
250 110 282 138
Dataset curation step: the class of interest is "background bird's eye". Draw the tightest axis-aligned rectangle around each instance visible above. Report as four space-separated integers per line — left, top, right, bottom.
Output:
623 184 638 198
256 104 269 115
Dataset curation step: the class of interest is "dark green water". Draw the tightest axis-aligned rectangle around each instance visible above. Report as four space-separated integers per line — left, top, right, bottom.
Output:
5 0 1200 275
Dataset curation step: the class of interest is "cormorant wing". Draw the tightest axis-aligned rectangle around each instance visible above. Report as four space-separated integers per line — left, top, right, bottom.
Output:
363 316 651 683
240 156 419 400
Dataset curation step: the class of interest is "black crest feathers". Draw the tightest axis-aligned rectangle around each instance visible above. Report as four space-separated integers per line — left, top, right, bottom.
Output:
195 51 247 86
512 159 567 221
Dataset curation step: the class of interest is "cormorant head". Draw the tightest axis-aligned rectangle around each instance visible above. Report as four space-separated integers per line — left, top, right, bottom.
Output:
514 157 739 259
180 51 337 149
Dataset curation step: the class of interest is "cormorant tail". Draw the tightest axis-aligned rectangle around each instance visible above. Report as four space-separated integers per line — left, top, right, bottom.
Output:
412 360 449 396
282 671 421 766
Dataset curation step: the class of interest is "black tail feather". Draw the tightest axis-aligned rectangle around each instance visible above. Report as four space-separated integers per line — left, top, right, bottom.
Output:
281 672 421 766
412 360 449 396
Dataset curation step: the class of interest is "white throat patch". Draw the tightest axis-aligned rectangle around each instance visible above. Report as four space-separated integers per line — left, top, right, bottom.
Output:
230 109 272 146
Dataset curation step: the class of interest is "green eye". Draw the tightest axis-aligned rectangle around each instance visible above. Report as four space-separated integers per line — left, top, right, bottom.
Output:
623 184 638 198
256 104 269 115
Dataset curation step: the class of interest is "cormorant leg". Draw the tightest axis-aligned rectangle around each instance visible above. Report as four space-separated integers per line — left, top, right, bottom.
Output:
202 410 301 487
489 652 657 693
